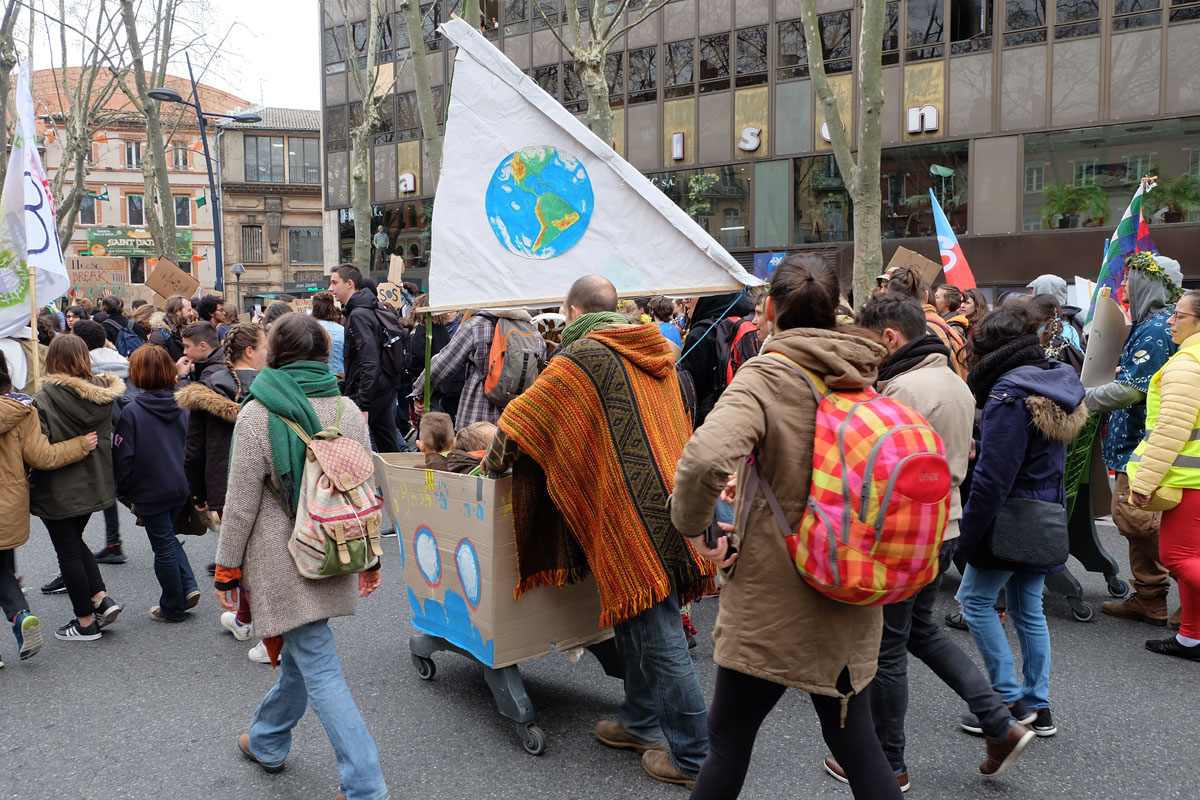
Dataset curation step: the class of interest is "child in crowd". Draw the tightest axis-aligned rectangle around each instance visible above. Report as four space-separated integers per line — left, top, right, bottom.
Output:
446 421 498 474
416 412 455 471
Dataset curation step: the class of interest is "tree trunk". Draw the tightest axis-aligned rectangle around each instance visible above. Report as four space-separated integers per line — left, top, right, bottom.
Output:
461 0 480 30
0 1 20 189
118 0 179 264
401 0 442 191
578 52 611 145
350 124 373 272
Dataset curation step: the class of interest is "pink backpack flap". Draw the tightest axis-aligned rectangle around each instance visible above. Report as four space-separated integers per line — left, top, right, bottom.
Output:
743 353 951 606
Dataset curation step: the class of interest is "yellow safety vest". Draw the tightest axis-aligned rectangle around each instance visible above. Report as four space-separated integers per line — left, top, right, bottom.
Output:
1128 339 1200 490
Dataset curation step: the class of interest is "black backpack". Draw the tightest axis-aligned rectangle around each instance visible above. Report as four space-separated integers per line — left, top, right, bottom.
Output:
712 316 761 391
373 306 414 379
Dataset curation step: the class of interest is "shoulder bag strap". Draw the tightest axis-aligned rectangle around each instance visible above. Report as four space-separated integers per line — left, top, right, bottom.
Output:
739 455 796 538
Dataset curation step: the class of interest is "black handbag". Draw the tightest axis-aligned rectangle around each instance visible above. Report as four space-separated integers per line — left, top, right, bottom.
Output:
174 504 216 537
988 497 1069 567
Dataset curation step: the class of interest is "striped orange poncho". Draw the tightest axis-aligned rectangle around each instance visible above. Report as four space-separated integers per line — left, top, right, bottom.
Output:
498 324 716 627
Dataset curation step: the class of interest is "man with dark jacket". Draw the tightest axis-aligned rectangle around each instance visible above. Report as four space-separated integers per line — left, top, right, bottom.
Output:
330 264 399 452
98 296 132 346
678 292 755 427
177 322 226 388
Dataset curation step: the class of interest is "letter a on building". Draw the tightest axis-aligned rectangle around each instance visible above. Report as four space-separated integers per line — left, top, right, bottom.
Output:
428 18 761 311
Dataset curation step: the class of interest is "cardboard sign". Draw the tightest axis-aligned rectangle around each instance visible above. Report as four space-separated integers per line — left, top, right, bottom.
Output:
292 297 313 313
887 245 943 287
1080 289 1130 389
66 257 132 300
374 453 612 668
377 281 403 308
144 258 200 302
388 253 405 285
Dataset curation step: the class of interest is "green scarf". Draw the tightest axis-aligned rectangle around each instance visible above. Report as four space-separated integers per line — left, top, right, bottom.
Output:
560 312 630 347
246 361 340 515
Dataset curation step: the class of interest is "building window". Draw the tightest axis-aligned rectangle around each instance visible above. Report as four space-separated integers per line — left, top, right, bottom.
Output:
421 2 442 50
776 13 852 81
79 194 97 225
699 33 730 93
289 227 323 265
951 0 994 53
1073 159 1098 187
906 0 945 61
130 257 146 284
795 156 851 244
323 27 345 66
1171 0 1200 23
174 195 191 227
125 140 142 168
562 63 586 113
532 0 557 30
1023 211 1043 232
1056 0 1100 39
880 141 969 239
627 46 656 104
533 64 559 100
172 145 189 169
1114 0 1163 30
242 225 264 263
503 0 529 35
288 138 320 183
606 53 624 107
1190 149 1200 178
664 40 694 98
325 105 349 152
127 194 144 226
1025 164 1045 193
245 135 285 183
1126 152 1155 184
395 92 420 140
882 1 900 64
736 27 768 88
1005 0 1046 45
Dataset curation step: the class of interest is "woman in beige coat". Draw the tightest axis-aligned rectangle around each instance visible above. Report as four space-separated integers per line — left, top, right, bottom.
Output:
672 254 902 800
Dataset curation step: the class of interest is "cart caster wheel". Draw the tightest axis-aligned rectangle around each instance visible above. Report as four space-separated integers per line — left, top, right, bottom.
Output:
1071 602 1095 623
412 655 436 681
517 723 547 755
1107 577 1130 598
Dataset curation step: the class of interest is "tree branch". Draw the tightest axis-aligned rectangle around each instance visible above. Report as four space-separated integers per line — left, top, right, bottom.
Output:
798 0 856 191
533 0 572 52
602 0 668 49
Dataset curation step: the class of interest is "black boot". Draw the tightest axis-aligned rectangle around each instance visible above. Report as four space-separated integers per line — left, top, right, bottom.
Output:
94 544 127 565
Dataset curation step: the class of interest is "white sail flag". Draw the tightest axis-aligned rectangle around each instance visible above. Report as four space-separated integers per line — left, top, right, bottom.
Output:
429 18 761 312
0 62 69 337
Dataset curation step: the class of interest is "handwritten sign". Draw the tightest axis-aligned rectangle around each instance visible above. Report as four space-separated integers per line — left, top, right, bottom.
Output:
144 258 200 301
293 297 313 313
66 257 132 300
378 281 403 309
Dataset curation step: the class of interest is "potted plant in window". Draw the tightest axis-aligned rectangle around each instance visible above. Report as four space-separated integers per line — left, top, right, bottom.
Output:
1150 175 1200 224
1040 183 1109 229
1073 184 1109 227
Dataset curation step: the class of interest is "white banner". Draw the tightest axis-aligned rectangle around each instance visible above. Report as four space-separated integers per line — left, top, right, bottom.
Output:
0 62 69 337
429 18 761 312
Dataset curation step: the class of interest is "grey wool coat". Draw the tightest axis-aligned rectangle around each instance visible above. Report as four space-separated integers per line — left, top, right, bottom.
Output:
215 396 372 638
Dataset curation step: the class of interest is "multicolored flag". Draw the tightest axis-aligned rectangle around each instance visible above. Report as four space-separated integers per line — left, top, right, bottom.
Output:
928 189 976 290
0 62 70 338
1085 178 1157 324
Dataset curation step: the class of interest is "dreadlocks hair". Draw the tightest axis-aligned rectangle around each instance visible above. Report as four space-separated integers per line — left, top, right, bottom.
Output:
222 323 265 399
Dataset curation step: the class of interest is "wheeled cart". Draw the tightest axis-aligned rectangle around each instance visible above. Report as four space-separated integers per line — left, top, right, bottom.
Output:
374 453 618 755
408 632 624 755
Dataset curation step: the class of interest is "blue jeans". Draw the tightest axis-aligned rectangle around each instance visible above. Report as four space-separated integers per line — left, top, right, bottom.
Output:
614 593 709 776
249 620 388 800
956 565 1051 710
141 508 198 622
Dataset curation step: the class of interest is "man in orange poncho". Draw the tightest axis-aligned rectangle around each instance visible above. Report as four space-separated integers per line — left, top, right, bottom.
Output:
484 275 715 790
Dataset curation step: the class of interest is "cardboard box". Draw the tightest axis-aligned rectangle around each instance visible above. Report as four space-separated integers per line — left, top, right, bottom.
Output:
886 245 943 286
374 453 612 669
144 258 200 301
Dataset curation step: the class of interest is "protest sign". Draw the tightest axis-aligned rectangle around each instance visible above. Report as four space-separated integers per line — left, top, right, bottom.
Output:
388 254 405 285
66 257 132 300
378 281 404 308
144 258 199 301
886 246 943 287
1080 289 1130 388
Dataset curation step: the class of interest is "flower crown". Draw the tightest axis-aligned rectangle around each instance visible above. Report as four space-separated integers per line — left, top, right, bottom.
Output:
1125 251 1183 303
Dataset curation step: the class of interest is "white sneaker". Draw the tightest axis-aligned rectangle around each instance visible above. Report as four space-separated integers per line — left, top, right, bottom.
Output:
248 640 270 664
220 611 254 641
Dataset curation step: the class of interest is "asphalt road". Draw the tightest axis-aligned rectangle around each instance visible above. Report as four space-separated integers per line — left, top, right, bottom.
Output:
1 507 1196 800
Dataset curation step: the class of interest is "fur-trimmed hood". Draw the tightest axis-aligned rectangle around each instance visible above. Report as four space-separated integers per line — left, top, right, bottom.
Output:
1026 396 1089 443
176 382 240 423
148 311 174 334
43 373 125 404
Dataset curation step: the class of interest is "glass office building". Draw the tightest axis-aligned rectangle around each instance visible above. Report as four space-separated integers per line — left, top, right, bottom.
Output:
320 0 1200 292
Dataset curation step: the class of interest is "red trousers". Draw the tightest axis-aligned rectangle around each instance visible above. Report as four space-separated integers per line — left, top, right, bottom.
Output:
1160 488 1200 640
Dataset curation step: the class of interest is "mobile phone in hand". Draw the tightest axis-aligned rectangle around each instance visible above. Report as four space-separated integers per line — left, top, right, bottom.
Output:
705 519 738 559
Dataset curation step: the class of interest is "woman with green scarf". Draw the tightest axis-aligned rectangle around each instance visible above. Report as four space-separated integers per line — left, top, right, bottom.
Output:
214 314 389 800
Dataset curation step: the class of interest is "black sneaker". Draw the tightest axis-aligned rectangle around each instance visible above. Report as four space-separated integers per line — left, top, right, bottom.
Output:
1031 708 1057 737
93 544 127 564
206 562 217 577
945 611 969 631
40 574 66 595
961 700 1036 735
93 596 122 629
55 618 101 641
1146 636 1200 661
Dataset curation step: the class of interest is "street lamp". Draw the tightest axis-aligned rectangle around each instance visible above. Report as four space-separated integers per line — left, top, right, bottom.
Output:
149 54 263 297
230 262 246 315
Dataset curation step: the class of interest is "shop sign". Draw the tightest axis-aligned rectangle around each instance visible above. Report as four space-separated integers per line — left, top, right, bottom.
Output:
737 126 762 152
906 104 939 134
400 172 416 193
85 226 192 261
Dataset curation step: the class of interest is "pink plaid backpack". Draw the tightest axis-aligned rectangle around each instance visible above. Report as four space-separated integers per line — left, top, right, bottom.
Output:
745 353 951 606
280 400 384 580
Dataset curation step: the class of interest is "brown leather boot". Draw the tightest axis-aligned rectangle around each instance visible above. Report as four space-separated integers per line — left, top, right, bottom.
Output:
980 722 1035 777
1100 594 1167 625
